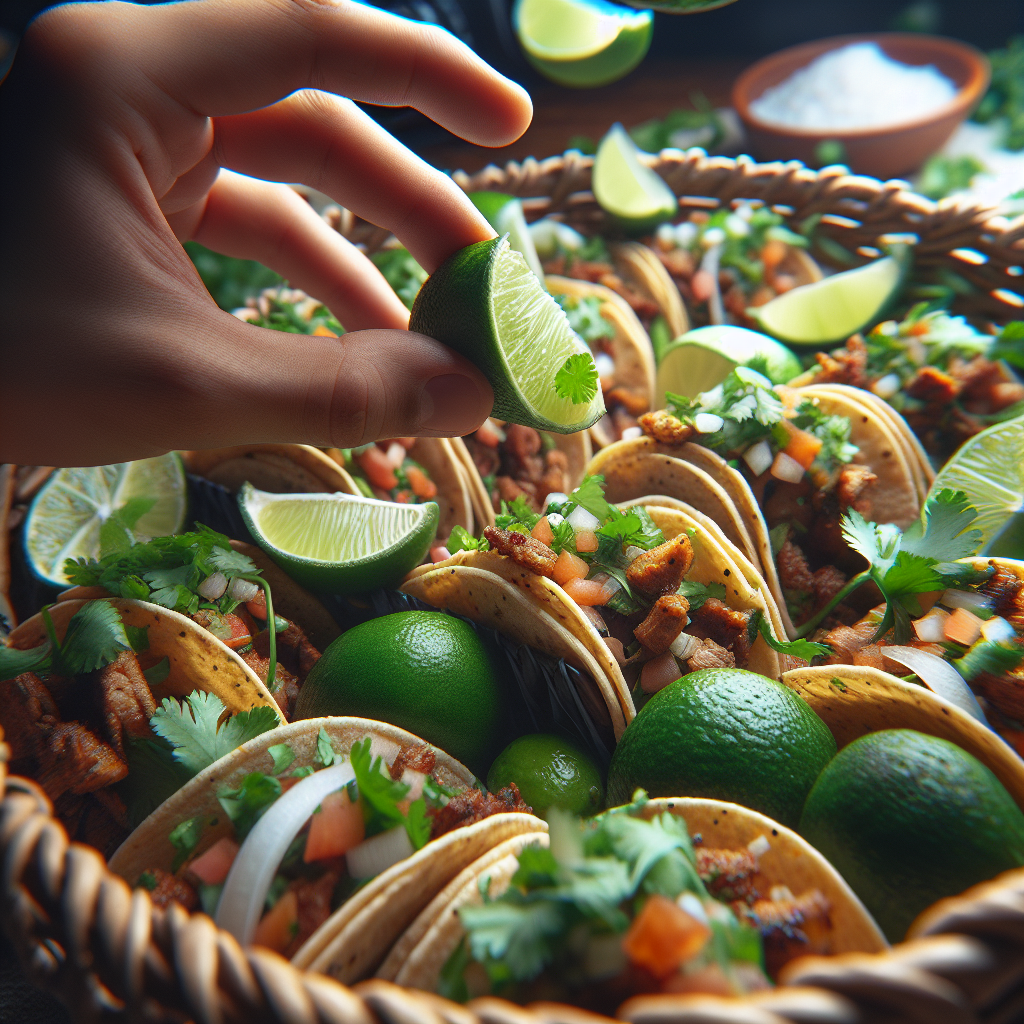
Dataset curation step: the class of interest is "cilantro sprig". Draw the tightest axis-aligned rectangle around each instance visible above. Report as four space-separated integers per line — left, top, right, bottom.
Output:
350 737 431 850
553 294 615 346
554 353 600 405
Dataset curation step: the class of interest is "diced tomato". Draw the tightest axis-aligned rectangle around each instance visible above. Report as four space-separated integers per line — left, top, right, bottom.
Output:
621 895 710 979
394 490 413 503
430 545 451 563
761 238 788 276
304 789 365 863
406 465 437 500
188 837 238 886
562 576 611 607
552 549 590 585
220 613 253 650
907 320 932 337
312 325 339 337
475 419 505 448
690 270 715 303
574 530 599 553
532 517 554 546
778 420 822 470
253 889 298 954
945 607 983 647
355 446 399 490
246 590 268 620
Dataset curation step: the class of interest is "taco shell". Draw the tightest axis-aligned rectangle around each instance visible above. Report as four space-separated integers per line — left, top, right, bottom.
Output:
182 443 359 495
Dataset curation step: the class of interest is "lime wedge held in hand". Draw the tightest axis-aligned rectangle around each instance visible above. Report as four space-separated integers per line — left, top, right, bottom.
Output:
24 455 187 586
748 251 909 346
410 235 606 434
593 123 678 233
656 325 802 404
928 416 1024 557
469 192 544 281
238 484 439 595
513 0 652 89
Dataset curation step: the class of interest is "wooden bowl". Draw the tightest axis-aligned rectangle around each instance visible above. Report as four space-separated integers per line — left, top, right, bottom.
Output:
732 33 990 181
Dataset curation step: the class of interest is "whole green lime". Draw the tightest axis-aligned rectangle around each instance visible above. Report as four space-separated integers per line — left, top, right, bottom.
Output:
487 734 604 816
293 611 504 775
799 729 1024 941
606 668 836 827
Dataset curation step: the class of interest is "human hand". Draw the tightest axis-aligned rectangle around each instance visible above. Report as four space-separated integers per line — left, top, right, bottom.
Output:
0 0 532 466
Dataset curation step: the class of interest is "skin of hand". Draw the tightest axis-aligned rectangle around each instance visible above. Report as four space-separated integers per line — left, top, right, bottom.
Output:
0 0 533 466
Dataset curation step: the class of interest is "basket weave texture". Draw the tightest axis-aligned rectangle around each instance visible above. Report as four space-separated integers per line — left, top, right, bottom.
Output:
6 153 1024 1024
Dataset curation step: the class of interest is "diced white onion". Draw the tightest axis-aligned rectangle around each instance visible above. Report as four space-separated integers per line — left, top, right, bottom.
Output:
400 770 426 802
769 885 795 902
912 607 949 643
369 734 402 766
694 413 724 434
675 222 699 248
669 632 698 660
346 825 414 879
641 651 683 693
385 442 407 467
228 577 259 603
982 615 1018 644
546 511 566 527
625 546 645 562
879 646 988 724
621 426 643 441
567 505 601 532
677 892 709 924
941 589 994 614
743 439 774 477
771 452 806 484
655 223 678 247
725 213 750 239
872 373 902 399
215 761 355 944
198 572 228 600
594 352 616 379
702 227 726 247
747 834 771 858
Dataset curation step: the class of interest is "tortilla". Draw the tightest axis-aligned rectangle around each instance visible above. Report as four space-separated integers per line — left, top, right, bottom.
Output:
8 597 283 720
611 241 689 338
780 665 1024 814
182 443 359 495
403 437 476 541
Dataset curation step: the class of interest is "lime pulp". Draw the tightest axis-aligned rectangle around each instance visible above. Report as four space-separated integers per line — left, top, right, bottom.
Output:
593 123 678 232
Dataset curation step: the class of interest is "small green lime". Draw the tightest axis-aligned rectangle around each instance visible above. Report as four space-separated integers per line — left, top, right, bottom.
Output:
799 729 1024 941
293 611 503 774
593 123 678 233
487 734 603 816
606 668 836 827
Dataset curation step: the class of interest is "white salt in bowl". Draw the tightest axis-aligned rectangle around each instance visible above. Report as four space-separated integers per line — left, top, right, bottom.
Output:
732 33 989 180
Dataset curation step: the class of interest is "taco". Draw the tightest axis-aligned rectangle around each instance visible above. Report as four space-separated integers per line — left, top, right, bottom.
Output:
547 275 657 450
589 366 922 638
383 793 886 1007
789 307 1024 465
0 595 284 856
182 442 359 495
107 716 545 983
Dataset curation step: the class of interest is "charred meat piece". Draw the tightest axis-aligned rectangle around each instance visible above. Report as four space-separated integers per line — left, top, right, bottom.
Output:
505 424 543 460
496 476 536 507
626 537 694 597
981 564 1024 632
689 599 750 652
812 336 870 390
695 847 759 902
0 672 60 764
287 869 342 959
37 721 127 798
776 540 815 596
255 622 321 680
145 868 200 912
639 410 694 446
686 638 735 671
92 649 156 757
972 671 1024 724
824 611 886 663
813 566 848 611
634 595 690 655
736 889 832 980
429 783 532 840
835 464 877 513
483 526 558 578
389 744 438 781
906 366 960 405
241 647 300 718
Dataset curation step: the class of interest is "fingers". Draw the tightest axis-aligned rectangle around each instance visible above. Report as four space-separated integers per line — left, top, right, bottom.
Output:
178 171 411 331
212 92 494 273
92 0 532 146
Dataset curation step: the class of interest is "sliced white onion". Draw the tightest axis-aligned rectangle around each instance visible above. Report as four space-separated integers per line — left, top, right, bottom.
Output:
700 241 725 325
567 505 601 532
743 439 774 477
598 574 622 598
747 834 770 858
369 734 402 766
198 572 228 600
386 441 407 468
669 632 698 660
771 452 806 484
982 616 1018 644
400 769 426 802
228 577 259 603
215 761 355 945
621 426 643 441
879 646 989 724
912 607 949 643
872 373 902 399
694 412 724 434
546 510 566 526
347 825 414 879
941 589 994 614
625 545 645 562
594 352 616 379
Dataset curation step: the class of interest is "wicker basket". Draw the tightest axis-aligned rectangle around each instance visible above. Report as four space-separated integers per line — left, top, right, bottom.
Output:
5 152 1024 1024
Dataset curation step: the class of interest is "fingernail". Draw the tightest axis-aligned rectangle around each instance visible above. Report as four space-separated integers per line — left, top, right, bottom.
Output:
417 373 490 433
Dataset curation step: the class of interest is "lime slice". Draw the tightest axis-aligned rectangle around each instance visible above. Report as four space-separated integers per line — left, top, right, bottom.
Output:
409 235 606 433
593 123 678 233
238 484 439 595
749 252 909 346
24 455 187 586
513 0 652 89
928 416 1024 557
469 191 544 281
656 325 802 404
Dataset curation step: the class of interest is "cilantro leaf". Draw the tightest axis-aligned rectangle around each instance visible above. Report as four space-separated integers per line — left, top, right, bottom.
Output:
548 517 577 555
448 525 489 553
143 657 170 686
553 293 615 345
841 509 901 572
882 552 945 611
54 600 132 676
169 816 205 871
117 736 195 827
554 353 599 406
0 642 52 683
349 736 422 845
315 726 336 767
953 640 1024 681
218 772 282 840
207 546 258 576
677 579 727 612
567 475 619 525
755 613 830 662
459 897 564 983
902 489 983 562
268 743 295 775
124 624 149 652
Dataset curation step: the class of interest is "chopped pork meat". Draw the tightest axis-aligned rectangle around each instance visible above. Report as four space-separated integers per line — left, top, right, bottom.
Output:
241 647 300 718
905 366 960 405
736 889 832 980
428 783 532 840
695 847 759 902
496 476 536 506
813 565 848 610
287 869 342 958
980 564 1024 633
606 386 650 417
482 526 558 578
275 621 321 677
505 424 542 460
689 599 751 652
79 791 131 859
685 638 735 671
811 335 870 390
37 721 127 798
626 537 694 597
634 595 690 655
639 410 694 446
0 672 60 764
776 539 815 597
389 744 437 781
971 672 1024 723
835 464 877 513
93 649 156 757
146 868 200 912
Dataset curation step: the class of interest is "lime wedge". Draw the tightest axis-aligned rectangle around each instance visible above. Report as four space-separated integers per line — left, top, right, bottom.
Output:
410 235 605 433
238 484 439 595
593 123 678 233
928 416 1024 557
749 253 908 346
24 455 187 586
656 325 802 404
469 191 544 281
513 0 652 89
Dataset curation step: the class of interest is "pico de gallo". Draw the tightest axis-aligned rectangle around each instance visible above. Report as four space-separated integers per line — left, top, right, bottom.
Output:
332 440 439 505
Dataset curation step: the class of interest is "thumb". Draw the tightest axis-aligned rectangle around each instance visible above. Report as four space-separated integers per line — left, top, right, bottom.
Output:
192 319 494 449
